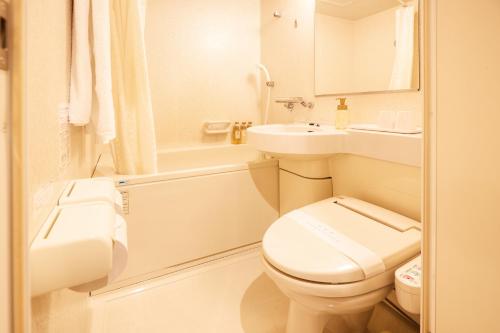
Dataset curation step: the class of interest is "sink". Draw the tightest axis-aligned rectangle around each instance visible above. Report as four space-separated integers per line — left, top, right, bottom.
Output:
247 123 347 158
247 123 422 167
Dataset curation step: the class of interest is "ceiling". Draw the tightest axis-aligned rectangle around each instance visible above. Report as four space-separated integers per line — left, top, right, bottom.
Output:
316 0 404 20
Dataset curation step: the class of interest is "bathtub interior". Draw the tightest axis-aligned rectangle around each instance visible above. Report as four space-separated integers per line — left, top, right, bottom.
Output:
93 144 279 293
93 144 267 180
156 144 264 172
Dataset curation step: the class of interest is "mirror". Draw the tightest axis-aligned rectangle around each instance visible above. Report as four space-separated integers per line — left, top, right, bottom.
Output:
314 0 419 96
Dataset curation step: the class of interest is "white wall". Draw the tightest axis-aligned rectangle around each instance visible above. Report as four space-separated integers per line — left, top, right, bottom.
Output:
330 154 421 220
145 0 261 148
432 0 500 331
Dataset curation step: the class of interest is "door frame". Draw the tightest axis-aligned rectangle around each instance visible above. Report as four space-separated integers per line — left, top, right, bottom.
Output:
8 0 29 331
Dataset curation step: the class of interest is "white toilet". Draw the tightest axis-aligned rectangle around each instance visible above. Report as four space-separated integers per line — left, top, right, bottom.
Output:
262 196 421 333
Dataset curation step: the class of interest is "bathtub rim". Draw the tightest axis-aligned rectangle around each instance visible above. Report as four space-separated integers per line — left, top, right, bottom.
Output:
93 145 278 187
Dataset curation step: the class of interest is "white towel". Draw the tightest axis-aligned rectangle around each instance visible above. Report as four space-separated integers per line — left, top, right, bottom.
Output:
69 0 92 126
91 0 116 143
389 5 415 90
69 0 116 144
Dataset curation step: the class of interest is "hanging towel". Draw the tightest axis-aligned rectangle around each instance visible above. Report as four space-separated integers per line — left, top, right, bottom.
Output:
69 0 92 125
69 0 116 144
109 0 158 174
389 5 415 90
91 0 116 143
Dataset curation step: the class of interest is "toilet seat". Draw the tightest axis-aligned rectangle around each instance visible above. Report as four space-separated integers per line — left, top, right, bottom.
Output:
262 197 421 285
262 256 399 298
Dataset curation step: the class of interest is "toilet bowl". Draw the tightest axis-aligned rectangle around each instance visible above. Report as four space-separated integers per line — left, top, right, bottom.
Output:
261 196 421 333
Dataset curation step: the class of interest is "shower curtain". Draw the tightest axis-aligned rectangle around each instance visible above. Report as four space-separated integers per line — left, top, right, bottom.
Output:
389 5 415 90
109 0 158 174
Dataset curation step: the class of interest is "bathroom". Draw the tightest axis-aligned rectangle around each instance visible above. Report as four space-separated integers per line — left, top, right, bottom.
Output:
1 0 500 332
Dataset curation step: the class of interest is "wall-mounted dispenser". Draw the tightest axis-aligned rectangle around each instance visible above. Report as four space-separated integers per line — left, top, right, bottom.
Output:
335 97 349 130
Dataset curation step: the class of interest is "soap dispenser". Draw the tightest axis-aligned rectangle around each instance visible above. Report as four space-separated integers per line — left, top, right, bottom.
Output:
335 97 349 130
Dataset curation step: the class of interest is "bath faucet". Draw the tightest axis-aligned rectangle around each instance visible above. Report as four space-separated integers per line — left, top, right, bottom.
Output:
300 101 315 109
275 97 315 111
284 102 296 111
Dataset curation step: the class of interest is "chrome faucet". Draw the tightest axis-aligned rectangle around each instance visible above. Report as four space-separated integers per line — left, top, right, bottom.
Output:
275 97 314 111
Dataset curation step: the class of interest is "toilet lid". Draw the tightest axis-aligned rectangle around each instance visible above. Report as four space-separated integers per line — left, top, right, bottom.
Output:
262 197 421 284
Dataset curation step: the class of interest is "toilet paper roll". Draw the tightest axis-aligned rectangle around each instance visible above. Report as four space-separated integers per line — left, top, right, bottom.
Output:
108 214 128 282
70 214 128 292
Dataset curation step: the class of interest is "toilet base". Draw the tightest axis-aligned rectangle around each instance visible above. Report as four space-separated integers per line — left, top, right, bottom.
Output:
286 300 374 333
324 309 374 333
287 301 330 333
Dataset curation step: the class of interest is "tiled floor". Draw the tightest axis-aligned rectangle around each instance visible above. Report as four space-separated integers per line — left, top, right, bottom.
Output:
32 248 419 333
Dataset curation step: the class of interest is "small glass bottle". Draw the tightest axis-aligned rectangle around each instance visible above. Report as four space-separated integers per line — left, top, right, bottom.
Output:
231 122 241 144
240 122 248 144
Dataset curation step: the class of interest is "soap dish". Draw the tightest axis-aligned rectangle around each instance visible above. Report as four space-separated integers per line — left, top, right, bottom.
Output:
204 121 231 134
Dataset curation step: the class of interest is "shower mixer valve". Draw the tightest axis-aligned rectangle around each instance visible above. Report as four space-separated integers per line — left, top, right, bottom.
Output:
275 97 314 111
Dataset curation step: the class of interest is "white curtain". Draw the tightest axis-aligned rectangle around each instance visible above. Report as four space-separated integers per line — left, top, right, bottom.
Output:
389 5 415 90
110 0 158 174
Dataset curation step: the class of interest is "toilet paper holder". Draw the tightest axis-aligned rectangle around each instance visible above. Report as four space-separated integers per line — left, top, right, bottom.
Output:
59 177 124 213
30 178 128 297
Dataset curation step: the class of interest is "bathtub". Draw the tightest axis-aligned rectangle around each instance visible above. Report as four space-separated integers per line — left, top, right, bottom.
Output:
94 144 279 292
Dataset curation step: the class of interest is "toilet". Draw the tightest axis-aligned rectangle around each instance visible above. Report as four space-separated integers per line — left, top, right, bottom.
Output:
262 196 421 333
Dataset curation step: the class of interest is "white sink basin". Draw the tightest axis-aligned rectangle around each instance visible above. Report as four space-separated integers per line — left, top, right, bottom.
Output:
247 123 422 167
247 123 347 158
